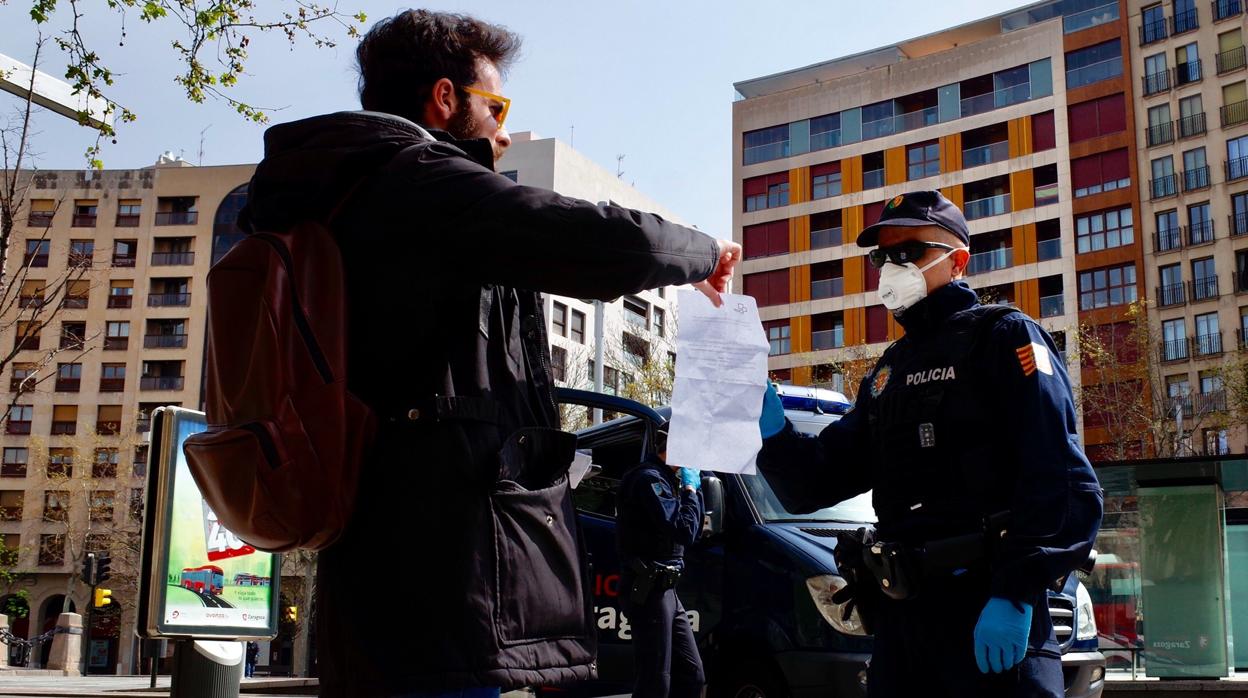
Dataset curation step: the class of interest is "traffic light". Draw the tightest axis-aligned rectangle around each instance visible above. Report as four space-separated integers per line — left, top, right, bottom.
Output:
283 605 297 623
82 552 97 586
96 552 111 583
93 588 112 607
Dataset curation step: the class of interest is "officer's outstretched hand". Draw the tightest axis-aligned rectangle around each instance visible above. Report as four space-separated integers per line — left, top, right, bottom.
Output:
679 468 701 491
973 597 1033 674
759 382 786 439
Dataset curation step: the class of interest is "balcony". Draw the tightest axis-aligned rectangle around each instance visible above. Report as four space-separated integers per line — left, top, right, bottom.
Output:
155 211 199 225
1217 45 1246 75
107 295 133 309
1183 166 1211 191
103 337 128 351
1064 1 1118 32
96 421 121 436
1037 238 1061 261
1039 294 1065 318
1188 220 1215 245
136 417 152 434
1034 183 1059 207
962 141 1010 168
144 334 188 349
148 293 191 307
811 278 844 300
1150 174 1178 200
967 248 1013 275
1162 337 1190 362
811 328 844 351
1139 17 1169 45
1194 332 1223 356
151 251 194 266
1227 156 1248 181
14 334 40 352
809 129 840 152
54 377 81 392
112 254 136 268
743 140 790 166
862 168 884 190
1174 61 1203 86
71 213 96 227
0 462 26 478
6 421 32 435
963 193 1010 221
60 295 88 310
1177 112 1207 138
140 376 185 391
1196 390 1228 414
1171 8 1199 33
115 213 140 227
27 211 53 227
99 377 125 392
22 251 48 267
50 421 76 435
810 227 842 250
1158 282 1187 307
18 295 45 309
1192 276 1220 301
1213 0 1243 20
1142 70 1172 96
1067 58 1124 89
958 83 1034 118
1221 99 1248 128
1232 212 1248 237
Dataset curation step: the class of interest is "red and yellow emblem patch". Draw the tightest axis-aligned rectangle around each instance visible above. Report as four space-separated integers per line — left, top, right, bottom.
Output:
871 365 892 397
1016 341 1054 377
887 194 905 209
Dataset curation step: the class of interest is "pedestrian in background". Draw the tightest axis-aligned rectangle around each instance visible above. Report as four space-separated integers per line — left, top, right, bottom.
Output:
244 641 259 679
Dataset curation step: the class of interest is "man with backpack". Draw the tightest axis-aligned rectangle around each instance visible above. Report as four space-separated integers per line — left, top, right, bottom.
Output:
754 191 1103 697
228 9 739 698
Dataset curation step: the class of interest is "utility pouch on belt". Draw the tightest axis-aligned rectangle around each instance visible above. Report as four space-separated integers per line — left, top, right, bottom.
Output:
628 559 682 605
861 532 921 601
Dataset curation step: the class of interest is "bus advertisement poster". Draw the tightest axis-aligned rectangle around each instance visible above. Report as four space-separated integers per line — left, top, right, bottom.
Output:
138 407 280 639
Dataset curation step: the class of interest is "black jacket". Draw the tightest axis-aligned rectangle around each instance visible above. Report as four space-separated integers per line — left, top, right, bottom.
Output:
240 111 719 694
616 460 704 567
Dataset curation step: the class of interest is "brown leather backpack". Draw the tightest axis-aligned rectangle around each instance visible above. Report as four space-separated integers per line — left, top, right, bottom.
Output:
183 205 376 552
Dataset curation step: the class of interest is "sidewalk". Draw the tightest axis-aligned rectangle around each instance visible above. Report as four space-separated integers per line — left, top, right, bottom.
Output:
1106 671 1248 696
0 676 317 697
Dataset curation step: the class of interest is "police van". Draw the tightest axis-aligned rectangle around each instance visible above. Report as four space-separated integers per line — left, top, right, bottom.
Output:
558 386 1105 698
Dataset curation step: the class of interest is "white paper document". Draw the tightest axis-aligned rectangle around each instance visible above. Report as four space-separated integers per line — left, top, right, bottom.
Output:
665 290 771 474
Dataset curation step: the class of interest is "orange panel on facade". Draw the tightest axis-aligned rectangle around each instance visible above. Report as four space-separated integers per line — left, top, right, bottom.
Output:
845 205 865 247
885 147 907 186
790 265 811 303
1010 169 1035 212
790 166 811 204
791 315 811 354
1007 117 1033 159
942 184 964 209
940 134 962 173
844 252 865 295
845 306 866 346
792 365 813 386
1017 278 1039 318
843 156 863 194
1013 223 1037 265
790 216 811 254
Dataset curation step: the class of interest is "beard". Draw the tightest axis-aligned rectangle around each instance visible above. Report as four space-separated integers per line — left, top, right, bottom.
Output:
447 100 504 163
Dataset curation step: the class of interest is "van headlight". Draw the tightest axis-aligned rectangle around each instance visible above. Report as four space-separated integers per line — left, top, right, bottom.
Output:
806 575 869 636
1075 581 1097 641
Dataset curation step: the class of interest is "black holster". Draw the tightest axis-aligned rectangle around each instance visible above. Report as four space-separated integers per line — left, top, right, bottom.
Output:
832 528 882 635
628 559 682 605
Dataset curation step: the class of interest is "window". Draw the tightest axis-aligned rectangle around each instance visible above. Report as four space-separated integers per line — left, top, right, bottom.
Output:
108 280 134 308
1234 192 1248 236
88 490 115 523
1178 94 1206 137
116 199 141 226
1176 43 1201 84
56 362 82 392
1032 111 1056 151
1144 52 1170 94
811 312 845 350
68 240 94 267
809 113 841 151
1188 201 1213 243
7 405 33 435
14 320 40 352
1072 149 1130 197
1065 40 1123 88
743 173 789 212
1142 4 1168 43
10 363 35 394
1195 311 1222 354
18 280 45 309
743 220 789 259
1174 0 1198 33
764 321 791 356
1182 147 1210 190
100 363 126 392
1079 263 1138 310
1076 207 1134 253
155 196 198 225
1157 209 1182 250
1228 135 1248 180
1193 256 1218 299
0 491 23 521
2 448 28 478
93 447 119 478
862 152 885 190
569 309 586 345
1222 81 1248 126
97 405 122 437
38 534 64 566
130 488 145 521
112 239 137 266
811 162 842 200
1068 94 1126 142
48 448 73 478
105 321 130 351
63 280 89 309
1163 318 1189 360
1160 263 1184 305
743 269 790 307
653 308 666 338
810 211 843 249
27 199 54 226
743 124 790 165
866 305 889 344
906 141 940 180
1151 155 1177 198
72 199 98 226
43 490 69 521
24 239 49 267
551 302 567 337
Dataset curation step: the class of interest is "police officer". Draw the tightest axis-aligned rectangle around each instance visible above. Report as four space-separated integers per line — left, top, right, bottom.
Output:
617 426 705 698
755 191 1103 697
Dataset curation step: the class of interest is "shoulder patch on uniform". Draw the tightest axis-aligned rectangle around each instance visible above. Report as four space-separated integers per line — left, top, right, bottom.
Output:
651 481 673 498
1016 341 1053 377
871 365 892 397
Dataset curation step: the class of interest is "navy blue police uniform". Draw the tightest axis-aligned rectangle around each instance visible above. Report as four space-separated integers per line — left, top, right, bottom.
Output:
617 455 706 698
756 191 1103 698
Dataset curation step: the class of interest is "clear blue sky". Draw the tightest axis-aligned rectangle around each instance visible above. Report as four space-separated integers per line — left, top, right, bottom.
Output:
1 0 1025 236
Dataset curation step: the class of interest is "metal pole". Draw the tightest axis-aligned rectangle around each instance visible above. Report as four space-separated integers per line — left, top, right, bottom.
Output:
150 640 159 688
593 300 605 424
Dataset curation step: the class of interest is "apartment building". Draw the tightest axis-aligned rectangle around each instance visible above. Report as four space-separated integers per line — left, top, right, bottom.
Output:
496 132 689 404
732 0 1149 459
1 156 254 672
1129 0 1246 455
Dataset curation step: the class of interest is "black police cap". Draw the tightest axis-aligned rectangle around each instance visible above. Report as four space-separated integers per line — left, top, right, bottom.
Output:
857 190 970 248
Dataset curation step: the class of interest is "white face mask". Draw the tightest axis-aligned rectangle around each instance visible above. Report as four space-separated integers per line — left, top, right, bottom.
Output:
876 249 956 313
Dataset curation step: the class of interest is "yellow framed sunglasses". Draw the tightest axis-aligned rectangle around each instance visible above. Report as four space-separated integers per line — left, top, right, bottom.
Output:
463 86 511 129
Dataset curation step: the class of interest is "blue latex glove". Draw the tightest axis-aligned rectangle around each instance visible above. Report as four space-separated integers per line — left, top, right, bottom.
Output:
759 382 786 438
679 467 701 491
973 597 1033 674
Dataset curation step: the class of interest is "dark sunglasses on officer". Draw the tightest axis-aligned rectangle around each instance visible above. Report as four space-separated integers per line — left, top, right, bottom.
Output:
867 240 957 269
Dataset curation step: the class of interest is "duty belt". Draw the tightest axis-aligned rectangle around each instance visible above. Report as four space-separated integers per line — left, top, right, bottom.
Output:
626 558 682 605
859 511 1010 601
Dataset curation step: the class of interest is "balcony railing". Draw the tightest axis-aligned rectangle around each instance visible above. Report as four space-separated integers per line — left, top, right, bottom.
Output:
1158 282 1187 307
1064 1 1118 33
1221 99 1248 128
1142 70 1172 96
22 252 48 267
0 463 27 478
1171 8 1199 33
1192 276 1220 301
962 141 1010 168
107 295 133 309
144 334 189 349
958 83 1034 118
6 421 32 435
1150 174 1178 199
810 227 842 249
148 293 191 307
1196 390 1228 414
809 130 841 152
99 377 125 392
1147 120 1175 146
71 213 96 227
1034 183 1059 207
1066 58 1124 88
1232 212 1248 237
862 168 885 190
743 141 790 166
0 506 22 521
111 254 136 268
18 295 44 309
1227 156 1248 181
68 252 93 268
115 213 140 227
1183 166 1211 191
27 211 53 227
140 376 185 391
136 418 152 434
1178 112 1207 138
55 377 81 392
1037 238 1061 261
60 295 87 310
967 248 1013 275
1217 45 1246 74
151 251 194 266
1194 332 1223 356
1213 0 1243 19
96 421 121 436
1175 60 1203 86
103 337 128 351
1139 17 1169 44
1162 338 1190 362
155 211 199 225
963 193 1011 220
50 421 76 435
1039 294 1064 318
811 328 844 351
810 278 844 300
1187 220 1215 245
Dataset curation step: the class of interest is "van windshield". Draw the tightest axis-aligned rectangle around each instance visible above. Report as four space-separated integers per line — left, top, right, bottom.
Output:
740 472 877 524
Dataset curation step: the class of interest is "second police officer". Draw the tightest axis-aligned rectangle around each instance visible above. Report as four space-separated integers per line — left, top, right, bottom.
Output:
755 191 1103 697
616 426 706 698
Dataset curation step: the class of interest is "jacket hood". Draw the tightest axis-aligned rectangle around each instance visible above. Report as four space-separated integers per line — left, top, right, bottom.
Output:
239 111 448 232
